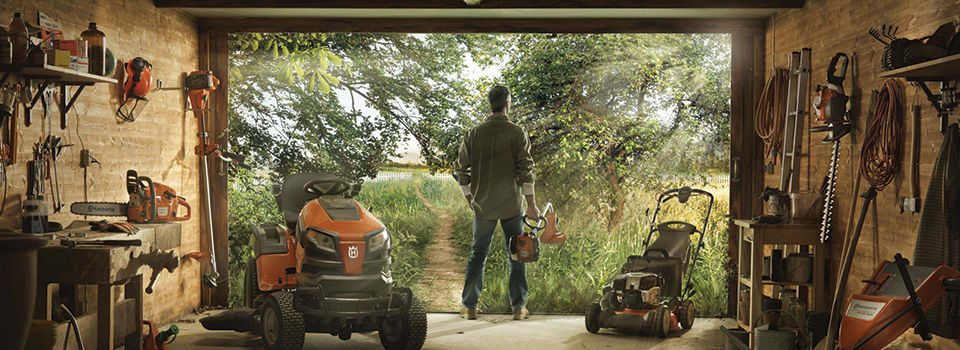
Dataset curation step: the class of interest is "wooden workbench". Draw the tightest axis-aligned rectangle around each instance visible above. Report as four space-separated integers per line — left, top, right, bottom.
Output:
31 221 181 350
734 219 828 336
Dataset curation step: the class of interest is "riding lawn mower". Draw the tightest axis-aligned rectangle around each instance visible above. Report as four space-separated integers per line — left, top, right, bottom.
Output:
585 186 713 338
201 174 427 350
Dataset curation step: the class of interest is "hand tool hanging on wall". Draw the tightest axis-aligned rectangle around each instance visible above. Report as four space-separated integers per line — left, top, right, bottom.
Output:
42 135 71 213
779 48 812 194
903 95 922 213
71 170 192 223
810 53 853 242
820 79 905 350
188 71 246 289
23 142 49 233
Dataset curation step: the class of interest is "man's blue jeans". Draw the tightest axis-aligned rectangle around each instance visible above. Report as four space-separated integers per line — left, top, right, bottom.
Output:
461 213 528 311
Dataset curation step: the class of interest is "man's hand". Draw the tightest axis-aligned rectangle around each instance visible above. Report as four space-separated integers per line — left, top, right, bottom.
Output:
525 204 540 221
465 194 474 210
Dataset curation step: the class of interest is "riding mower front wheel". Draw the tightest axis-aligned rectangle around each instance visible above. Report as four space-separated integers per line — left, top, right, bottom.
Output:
677 300 695 330
261 291 304 350
585 302 601 334
379 294 428 350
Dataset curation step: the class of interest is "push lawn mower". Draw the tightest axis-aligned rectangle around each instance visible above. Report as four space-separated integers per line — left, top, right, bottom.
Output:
585 186 713 338
201 174 427 350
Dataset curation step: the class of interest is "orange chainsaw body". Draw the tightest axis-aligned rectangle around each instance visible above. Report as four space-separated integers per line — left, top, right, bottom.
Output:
127 181 191 223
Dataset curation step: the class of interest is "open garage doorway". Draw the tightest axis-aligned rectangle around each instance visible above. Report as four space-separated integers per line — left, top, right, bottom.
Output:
222 32 733 316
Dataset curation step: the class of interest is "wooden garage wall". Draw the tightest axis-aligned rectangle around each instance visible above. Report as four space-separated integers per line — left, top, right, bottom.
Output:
0 0 202 324
765 0 960 346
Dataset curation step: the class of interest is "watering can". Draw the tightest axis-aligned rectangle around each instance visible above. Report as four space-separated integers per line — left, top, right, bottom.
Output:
720 309 806 350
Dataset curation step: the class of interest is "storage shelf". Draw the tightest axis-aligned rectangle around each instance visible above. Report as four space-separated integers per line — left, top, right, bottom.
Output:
0 63 117 84
739 277 813 288
878 53 960 80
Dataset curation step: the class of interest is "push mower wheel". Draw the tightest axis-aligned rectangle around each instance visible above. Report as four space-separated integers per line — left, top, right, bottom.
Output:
243 258 262 308
260 291 304 350
678 300 695 330
379 294 428 350
652 305 670 338
585 302 601 334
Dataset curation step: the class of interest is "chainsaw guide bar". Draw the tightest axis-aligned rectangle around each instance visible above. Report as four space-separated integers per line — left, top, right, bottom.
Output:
71 202 128 217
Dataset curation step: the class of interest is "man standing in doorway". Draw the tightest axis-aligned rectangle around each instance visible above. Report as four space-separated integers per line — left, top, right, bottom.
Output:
455 85 539 321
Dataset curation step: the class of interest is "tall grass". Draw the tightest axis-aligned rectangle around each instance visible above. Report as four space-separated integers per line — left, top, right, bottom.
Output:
421 178 731 315
355 179 439 287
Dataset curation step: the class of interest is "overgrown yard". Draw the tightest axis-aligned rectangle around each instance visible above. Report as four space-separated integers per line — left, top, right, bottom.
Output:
228 171 730 316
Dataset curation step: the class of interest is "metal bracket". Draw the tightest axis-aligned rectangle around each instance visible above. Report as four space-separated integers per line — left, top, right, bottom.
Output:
910 79 956 133
58 83 89 129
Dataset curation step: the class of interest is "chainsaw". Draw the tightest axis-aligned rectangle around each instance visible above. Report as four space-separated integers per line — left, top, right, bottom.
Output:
71 170 191 223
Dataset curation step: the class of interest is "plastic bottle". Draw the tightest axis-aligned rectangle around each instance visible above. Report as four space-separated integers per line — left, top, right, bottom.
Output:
0 26 12 64
8 13 29 64
81 23 105 75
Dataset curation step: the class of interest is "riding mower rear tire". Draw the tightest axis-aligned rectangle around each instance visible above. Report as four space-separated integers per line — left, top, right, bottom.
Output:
651 305 671 338
585 302 601 334
677 300 695 330
379 294 428 350
244 258 262 308
260 291 304 350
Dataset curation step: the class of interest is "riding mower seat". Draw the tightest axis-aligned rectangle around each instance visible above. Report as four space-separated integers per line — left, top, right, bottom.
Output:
274 173 359 228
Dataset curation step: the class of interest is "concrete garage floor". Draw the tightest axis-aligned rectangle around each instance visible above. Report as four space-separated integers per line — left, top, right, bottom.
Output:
170 312 736 350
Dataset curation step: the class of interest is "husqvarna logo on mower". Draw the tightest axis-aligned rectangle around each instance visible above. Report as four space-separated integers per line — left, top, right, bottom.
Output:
347 245 360 259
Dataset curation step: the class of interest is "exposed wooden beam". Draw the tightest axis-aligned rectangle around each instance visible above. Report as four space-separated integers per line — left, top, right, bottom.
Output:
200 17 765 33
159 0 804 8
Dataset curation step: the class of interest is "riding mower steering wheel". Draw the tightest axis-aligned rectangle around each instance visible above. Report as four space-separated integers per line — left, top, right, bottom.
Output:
303 178 360 197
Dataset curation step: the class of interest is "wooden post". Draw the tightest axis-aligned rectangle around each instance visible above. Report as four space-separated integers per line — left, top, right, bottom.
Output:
97 284 115 350
199 30 231 306
729 32 765 317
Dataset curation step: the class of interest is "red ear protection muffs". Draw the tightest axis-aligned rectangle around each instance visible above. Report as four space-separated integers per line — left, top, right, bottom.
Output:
123 57 153 101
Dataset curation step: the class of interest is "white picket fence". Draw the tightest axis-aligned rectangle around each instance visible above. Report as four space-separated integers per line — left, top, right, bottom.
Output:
365 171 453 183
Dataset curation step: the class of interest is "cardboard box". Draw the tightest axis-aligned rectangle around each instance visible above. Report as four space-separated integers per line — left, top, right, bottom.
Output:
72 57 88 72
53 40 86 58
47 49 70 68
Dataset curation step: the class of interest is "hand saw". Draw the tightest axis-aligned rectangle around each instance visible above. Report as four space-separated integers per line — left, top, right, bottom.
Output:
71 170 191 223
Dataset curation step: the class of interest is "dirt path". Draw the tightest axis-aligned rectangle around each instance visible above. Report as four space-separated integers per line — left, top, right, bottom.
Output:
414 186 464 312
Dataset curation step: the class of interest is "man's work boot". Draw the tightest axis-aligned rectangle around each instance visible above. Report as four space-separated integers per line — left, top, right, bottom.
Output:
513 307 529 320
460 306 478 320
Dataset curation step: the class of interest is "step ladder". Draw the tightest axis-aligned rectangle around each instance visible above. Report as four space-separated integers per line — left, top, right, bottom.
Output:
779 48 812 192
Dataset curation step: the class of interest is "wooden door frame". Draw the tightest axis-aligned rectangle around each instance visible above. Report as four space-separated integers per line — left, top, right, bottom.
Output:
197 18 766 312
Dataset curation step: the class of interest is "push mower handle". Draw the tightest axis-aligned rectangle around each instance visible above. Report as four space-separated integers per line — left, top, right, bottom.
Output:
658 186 714 204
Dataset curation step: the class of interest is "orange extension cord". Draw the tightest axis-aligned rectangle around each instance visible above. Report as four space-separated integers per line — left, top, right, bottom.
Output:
754 68 790 166
860 79 905 190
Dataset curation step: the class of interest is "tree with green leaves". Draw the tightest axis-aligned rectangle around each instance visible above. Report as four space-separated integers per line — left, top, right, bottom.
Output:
228 33 496 181
494 33 731 229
